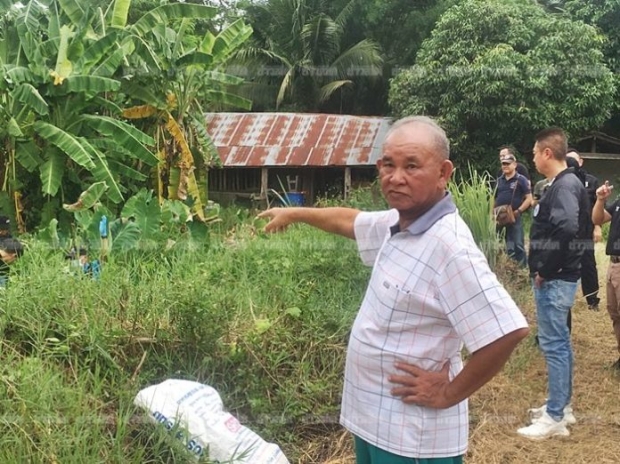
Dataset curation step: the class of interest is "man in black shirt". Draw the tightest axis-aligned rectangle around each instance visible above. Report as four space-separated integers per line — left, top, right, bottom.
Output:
517 127 589 440
592 180 620 370
567 149 601 310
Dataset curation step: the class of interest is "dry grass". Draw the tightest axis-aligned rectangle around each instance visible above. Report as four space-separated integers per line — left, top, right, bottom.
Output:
300 244 620 463
467 243 620 463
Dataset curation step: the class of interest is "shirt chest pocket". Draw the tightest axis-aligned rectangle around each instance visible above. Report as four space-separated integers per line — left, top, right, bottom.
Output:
374 279 442 330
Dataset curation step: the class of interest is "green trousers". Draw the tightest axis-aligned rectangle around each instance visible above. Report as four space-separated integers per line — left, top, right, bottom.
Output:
354 436 464 464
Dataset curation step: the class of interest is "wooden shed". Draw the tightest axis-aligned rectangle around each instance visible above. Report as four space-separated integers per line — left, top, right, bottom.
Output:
204 112 392 206
577 132 620 184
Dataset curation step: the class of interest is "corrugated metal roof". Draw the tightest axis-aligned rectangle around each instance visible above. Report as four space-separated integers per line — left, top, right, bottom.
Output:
204 112 392 167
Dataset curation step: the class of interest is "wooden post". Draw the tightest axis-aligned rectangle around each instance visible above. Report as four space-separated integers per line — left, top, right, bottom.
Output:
261 167 269 199
344 167 352 200
309 169 315 205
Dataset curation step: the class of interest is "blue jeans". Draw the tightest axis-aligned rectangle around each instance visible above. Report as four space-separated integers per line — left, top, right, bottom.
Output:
503 216 526 266
533 279 578 421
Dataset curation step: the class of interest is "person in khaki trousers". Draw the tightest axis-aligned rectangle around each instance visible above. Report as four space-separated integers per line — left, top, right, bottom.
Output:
592 180 620 370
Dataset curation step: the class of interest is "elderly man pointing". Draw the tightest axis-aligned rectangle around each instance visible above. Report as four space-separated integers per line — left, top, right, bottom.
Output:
259 116 529 464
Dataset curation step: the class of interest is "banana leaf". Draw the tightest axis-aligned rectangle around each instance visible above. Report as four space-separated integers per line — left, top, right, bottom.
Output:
62 75 121 93
39 150 65 196
5 66 37 85
18 0 44 35
209 19 253 61
15 141 42 172
58 0 86 27
12 83 49 115
86 144 124 203
34 121 96 169
80 115 157 165
111 0 131 29
77 30 120 74
131 4 217 37
175 51 213 68
107 159 148 181
63 181 109 212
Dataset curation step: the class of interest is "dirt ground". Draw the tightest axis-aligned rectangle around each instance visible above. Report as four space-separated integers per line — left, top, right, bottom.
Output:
304 244 620 464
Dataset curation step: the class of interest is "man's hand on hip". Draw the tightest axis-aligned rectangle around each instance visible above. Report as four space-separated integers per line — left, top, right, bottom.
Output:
389 361 452 409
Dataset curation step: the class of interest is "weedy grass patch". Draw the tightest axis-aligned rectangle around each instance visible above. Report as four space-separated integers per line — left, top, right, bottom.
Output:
0 213 370 462
0 178 542 463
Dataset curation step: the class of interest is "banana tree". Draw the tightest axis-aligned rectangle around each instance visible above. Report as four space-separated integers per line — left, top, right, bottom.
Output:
0 0 158 230
117 4 253 220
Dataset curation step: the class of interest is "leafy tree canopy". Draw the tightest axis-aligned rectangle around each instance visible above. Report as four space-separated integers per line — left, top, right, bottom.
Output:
330 0 457 67
389 0 617 169
232 0 383 113
540 0 620 72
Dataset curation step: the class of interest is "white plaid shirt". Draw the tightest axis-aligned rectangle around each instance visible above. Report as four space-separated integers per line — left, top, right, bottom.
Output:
340 194 528 458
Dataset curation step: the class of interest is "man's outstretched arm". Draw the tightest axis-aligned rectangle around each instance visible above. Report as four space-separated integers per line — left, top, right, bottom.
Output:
257 207 360 239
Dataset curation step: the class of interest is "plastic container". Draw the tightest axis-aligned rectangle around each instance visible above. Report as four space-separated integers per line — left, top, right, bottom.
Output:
285 192 304 206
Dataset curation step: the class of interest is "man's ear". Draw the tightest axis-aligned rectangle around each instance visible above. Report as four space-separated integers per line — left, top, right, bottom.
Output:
440 160 454 181
376 159 383 170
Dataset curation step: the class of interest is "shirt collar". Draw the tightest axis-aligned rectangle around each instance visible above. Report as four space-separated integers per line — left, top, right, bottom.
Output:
548 167 574 187
390 192 457 236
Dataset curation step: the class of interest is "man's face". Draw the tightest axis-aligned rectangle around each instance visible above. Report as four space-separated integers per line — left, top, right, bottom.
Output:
532 141 548 175
501 159 516 176
377 124 453 219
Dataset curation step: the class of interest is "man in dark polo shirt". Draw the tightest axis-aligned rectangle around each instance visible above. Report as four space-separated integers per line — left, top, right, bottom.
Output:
496 146 530 181
592 180 620 370
494 153 532 266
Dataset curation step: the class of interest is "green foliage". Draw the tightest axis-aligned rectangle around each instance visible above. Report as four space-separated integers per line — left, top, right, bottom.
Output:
562 0 620 73
315 181 387 211
448 165 500 269
389 0 617 170
0 209 371 461
38 185 209 259
0 0 254 230
561 0 620 128
0 0 160 227
336 0 457 67
233 0 383 112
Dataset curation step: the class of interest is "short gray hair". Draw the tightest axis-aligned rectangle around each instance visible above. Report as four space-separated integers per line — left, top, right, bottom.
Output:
386 116 450 160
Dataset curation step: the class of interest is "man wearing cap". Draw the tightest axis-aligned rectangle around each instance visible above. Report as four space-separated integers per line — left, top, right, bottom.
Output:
494 153 532 266
0 216 23 287
496 146 530 180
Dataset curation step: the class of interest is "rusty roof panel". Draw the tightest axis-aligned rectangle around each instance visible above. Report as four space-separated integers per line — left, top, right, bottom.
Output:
205 112 392 167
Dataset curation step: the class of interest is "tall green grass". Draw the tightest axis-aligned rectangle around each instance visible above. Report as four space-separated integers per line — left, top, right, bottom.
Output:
449 166 501 269
0 221 370 462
